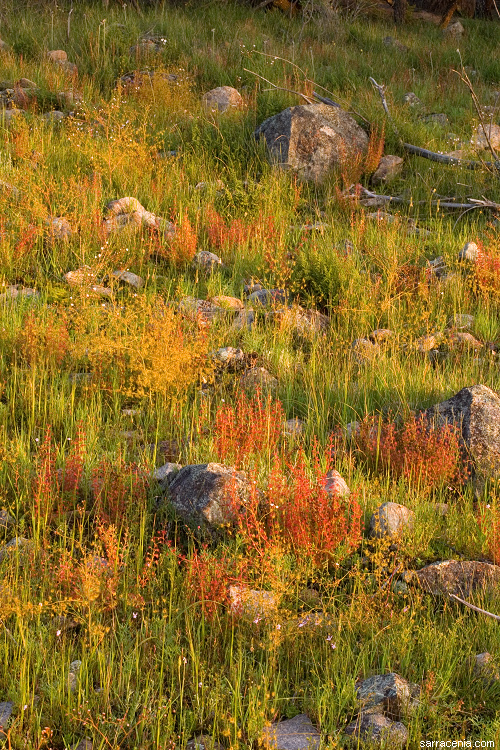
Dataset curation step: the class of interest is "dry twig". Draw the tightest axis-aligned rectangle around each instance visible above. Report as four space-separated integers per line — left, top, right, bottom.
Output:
449 593 500 622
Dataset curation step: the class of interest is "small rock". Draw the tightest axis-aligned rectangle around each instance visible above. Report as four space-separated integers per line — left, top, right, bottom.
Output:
243 280 263 295
121 408 141 417
370 329 395 343
416 333 440 353
278 306 329 338
0 537 32 563
344 421 361 440
420 113 449 127
472 122 500 151
298 588 322 608
46 216 72 241
130 39 163 56
89 285 112 298
0 510 14 530
1 108 24 126
104 196 160 235
210 295 243 310
68 660 82 693
449 314 474 329
472 652 500 684
248 288 288 306
459 241 479 262
351 338 379 365
261 713 320 750
211 346 247 371
0 701 14 738
447 331 482 351
72 740 93 750
186 736 223 750
321 470 350 498
152 462 182 489
239 367 278 393
232 309 255 331
382 36 408 52
202 86 243 113
43 111 65 123
403 92 421 106
111 269 144 289
64 266 96 287
427 256 448 280
0 285 39 303
69 372 93 385
371 155 404 184
48 49 68 62
177 297 220 323
284 418 305 437
0 180 20 199
369 502 415 540
193 250 223 270
229 586 279 620
0 39 10 53
57 90 83 108
343 713 408 748
55 60 78 75
443 20 464 38
106 196 146 216
16 78 37 89
356 673 420 719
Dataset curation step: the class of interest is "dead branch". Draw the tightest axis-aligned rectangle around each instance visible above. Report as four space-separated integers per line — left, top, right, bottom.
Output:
346 185 500 212
403 143 500 172
449 593 500 622
369 77 401 137
313 91 341 108
247 50 371 124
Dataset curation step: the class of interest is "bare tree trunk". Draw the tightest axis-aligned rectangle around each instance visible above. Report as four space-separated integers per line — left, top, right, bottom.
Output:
393 0 407 24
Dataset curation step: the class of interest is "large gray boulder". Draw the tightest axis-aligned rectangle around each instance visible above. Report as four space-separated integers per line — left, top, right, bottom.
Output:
425 385 500 486
255 103 368 184
166 463 252 528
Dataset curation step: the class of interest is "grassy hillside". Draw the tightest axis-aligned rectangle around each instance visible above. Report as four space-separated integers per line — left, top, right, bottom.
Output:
0 0 500 747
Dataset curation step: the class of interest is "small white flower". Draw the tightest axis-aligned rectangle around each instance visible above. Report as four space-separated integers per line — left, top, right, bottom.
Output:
56 630 62 637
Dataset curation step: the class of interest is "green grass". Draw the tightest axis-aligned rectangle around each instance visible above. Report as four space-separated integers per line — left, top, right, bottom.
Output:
0 0 500 747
